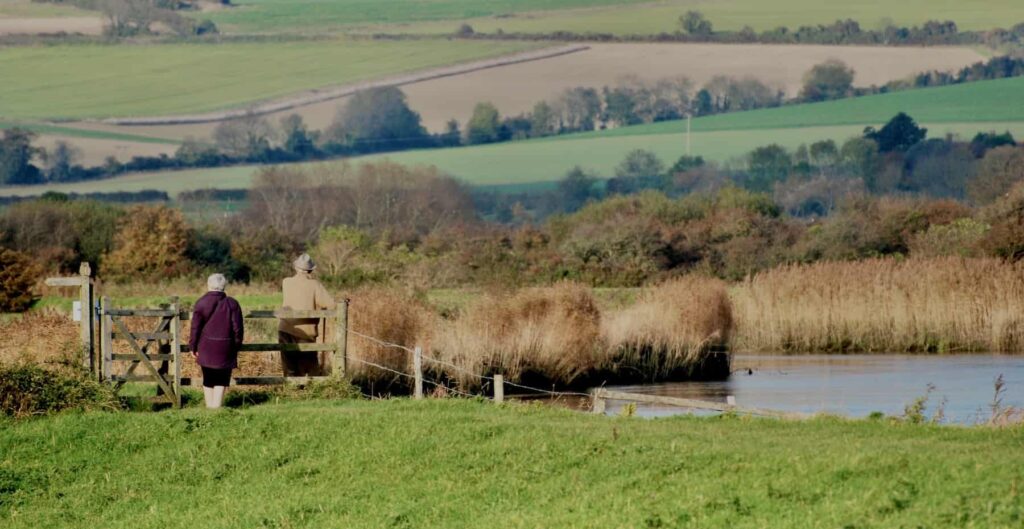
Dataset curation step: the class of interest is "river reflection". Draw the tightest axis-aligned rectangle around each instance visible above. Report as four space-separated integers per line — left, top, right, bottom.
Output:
597 355 1024 424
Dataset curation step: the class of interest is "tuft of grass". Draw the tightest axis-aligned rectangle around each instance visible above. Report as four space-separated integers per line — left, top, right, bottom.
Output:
604 276 733 379
434 282 604 387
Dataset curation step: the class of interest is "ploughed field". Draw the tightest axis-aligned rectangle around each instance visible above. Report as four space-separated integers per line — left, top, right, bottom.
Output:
1 399 1022 528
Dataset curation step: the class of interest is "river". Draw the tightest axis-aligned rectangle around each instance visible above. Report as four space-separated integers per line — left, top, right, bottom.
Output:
598 354 1024 424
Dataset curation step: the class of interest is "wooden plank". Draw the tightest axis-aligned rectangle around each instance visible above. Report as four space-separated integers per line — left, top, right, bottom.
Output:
179 376 332 387
111 317 176 398
112 354 175 361
594 389 809 419
179 343 337 353
111 374 164 383
44 277 84 287
246 309 338 319
104 309 177 317
112 331 172 339
78 263 93 373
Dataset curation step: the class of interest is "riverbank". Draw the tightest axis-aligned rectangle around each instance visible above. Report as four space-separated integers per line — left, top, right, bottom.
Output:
1 399 1021 528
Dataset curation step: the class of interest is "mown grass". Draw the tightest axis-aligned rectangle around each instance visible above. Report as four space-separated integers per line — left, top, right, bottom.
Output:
1 399 1022 528
0 0 89 18
0 39 537 120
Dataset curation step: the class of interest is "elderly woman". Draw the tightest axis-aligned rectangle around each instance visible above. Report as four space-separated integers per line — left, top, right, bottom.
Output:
189 273 244 409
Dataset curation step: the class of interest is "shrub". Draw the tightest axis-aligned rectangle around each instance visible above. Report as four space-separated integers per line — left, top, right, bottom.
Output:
0 247 37 313
103 205 191 281
0 364 118 418
347 287 435 388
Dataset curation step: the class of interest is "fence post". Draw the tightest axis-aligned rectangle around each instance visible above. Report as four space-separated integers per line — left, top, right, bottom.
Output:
591 388 606 414
78 263 94 373
493 374 504 403
333 300 349 378
170 297 182 409
100 296 112 382
413 346 423 399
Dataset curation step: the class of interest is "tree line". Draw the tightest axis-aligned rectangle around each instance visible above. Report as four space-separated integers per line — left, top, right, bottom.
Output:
449 13 1024 51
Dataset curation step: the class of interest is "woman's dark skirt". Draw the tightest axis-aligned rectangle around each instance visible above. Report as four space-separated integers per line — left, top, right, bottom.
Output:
201 366 233 388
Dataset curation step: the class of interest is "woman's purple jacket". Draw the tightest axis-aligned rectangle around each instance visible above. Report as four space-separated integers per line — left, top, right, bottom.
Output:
189 291 244 369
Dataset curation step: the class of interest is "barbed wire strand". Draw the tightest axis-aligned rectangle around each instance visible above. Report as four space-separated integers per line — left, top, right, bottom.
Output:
348 327 593 400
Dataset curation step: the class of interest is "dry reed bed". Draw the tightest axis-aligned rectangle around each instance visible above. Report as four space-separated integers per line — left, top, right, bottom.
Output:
731 257 1024 353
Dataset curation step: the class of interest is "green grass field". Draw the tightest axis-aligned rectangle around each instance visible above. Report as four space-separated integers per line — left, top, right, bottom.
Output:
199 0 655 33
4 77 1024 195
0 39 537 120
206 0 1024 35
1 399 1022 528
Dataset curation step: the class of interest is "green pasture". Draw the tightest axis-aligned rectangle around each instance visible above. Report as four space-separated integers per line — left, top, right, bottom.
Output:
2 399 1022 528
198 0 654 33
578 75 1024 139
220 0 1024 36
0 39 537 120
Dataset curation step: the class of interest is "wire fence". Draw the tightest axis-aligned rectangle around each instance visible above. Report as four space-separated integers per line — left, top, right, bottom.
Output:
345 327 594 403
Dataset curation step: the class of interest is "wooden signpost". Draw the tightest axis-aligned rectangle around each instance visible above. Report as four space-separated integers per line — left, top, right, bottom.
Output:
45 263 95 375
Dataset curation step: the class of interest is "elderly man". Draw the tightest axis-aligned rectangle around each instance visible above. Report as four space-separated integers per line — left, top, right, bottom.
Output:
279 254 337 376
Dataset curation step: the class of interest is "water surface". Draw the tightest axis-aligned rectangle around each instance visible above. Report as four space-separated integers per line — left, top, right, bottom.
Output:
602 354 1024 424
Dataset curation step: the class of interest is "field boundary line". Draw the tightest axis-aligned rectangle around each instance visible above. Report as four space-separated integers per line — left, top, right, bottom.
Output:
99 44 590 126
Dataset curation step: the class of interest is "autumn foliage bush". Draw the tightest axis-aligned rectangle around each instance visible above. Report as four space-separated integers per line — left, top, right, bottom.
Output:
0 247 37 312
103 205 191 281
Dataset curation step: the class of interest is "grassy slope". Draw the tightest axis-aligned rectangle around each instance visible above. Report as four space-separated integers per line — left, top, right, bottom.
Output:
4 77 1024 195
219 0 1024 35
2 400 1023 528
200 0 655 33
0 39 537 120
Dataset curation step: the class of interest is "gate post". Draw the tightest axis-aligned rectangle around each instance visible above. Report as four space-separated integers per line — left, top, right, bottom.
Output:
78 263 94 374
100 296 112 382
332 299 349 378
170 298 182 408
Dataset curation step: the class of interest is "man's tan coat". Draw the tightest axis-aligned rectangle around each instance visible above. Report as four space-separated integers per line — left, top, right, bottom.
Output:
278 273 337 341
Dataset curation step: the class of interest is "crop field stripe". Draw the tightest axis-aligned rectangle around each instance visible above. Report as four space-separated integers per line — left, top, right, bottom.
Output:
0 121 181 144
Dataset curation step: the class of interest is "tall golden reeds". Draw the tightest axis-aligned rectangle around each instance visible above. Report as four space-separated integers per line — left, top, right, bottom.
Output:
731 257 1024 352
346 286 436 386
603 276 733 379
432 283 604 387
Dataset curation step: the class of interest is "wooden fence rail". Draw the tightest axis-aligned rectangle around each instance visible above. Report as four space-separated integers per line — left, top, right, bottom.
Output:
590 388 810 419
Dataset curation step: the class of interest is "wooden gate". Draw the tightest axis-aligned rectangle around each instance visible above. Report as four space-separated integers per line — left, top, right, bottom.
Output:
100 297 184 407
98 297 348 408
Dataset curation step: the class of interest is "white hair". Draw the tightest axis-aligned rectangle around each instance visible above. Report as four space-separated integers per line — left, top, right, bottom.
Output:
207 273 227 292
